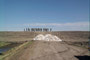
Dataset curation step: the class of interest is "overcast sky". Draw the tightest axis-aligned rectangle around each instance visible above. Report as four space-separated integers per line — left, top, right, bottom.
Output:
0 0 89 31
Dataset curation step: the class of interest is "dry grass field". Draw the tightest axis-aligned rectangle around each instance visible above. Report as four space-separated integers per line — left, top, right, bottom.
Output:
0 31 36 42
0 31 89 42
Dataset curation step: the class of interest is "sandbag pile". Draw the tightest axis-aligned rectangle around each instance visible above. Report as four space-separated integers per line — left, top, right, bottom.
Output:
33 34 62 41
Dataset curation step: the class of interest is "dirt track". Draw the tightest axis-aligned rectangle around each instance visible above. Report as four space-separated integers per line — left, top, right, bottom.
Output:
6 41 89 60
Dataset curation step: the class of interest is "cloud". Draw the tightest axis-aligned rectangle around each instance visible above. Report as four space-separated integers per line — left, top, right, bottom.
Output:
0 22 89 31
22 22 89 31
23 22 89 27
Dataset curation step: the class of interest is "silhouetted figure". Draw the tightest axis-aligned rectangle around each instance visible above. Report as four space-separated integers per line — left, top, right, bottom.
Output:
24 28 25 31
50 28 52 31
28 28 30 31
26 28 28 31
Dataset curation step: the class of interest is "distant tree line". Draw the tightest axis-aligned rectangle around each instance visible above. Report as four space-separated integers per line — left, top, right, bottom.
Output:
24 28 52 32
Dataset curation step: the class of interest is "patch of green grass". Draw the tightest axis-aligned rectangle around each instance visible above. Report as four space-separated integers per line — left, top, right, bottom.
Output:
0 42 10 48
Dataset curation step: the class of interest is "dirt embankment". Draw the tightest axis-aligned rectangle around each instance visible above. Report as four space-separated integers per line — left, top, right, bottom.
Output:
5 41 89 60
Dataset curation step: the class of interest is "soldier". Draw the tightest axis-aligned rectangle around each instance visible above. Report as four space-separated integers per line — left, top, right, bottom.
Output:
28 28 30 31
26 28 28 31
24 28 25 31
50 28 52 31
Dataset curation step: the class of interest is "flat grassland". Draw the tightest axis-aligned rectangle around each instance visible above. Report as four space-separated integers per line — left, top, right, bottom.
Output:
0 31 89 42
0 31 89 48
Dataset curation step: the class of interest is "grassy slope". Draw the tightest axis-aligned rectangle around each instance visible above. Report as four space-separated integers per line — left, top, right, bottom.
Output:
0 42 10 48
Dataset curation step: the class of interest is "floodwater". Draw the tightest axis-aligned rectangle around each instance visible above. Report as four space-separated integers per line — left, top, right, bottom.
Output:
0 43 22 54
0 47 11 54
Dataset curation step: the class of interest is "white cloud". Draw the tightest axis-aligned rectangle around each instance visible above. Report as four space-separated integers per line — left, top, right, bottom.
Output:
0 22 89 31
23 22 89 27
22 22 89 31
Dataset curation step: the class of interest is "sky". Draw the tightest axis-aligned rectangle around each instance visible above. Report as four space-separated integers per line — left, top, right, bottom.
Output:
0 0 89 31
